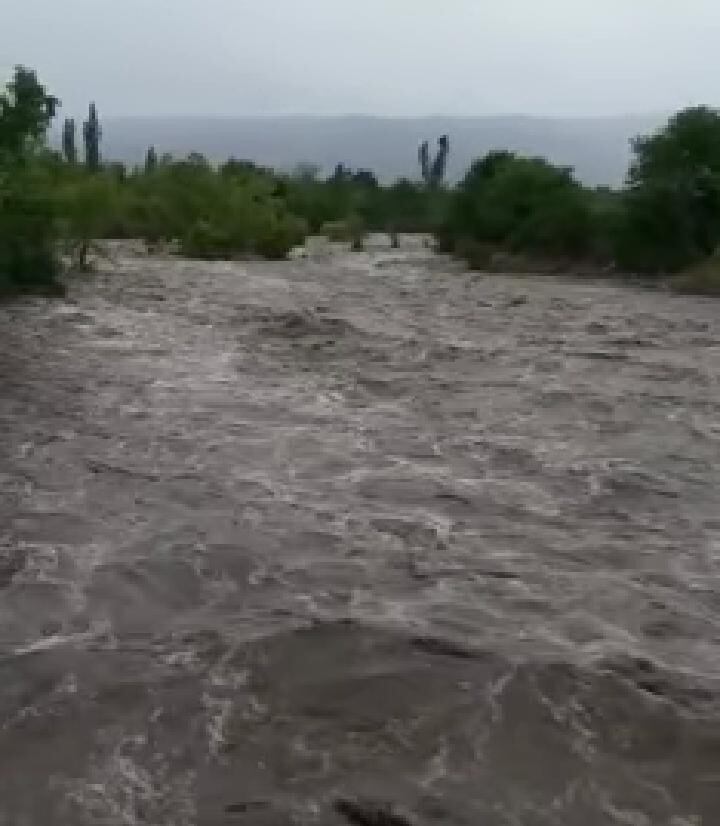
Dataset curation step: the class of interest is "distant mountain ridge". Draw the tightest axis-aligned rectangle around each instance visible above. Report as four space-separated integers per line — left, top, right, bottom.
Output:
54 114 666 186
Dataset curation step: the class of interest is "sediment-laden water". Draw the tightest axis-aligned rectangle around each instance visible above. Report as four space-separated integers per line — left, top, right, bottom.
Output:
1 239 718 824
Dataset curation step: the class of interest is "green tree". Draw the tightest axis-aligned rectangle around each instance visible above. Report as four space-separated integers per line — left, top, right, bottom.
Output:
430 135 450 187
352 169 378 187
0 164 59 292
0 67 60 293
220 158 260 179
293 162 321 183
445 152 592 258
418 141 430 184
385 178 432 232
330 163 352 184
62 117 77 164
144 145 158 174
618 106 720 272
83 102 101 172
0 66 58 155
418 135 450 188
107 161 126 182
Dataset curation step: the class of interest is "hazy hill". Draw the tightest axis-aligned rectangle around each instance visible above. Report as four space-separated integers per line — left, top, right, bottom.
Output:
62 114 665 187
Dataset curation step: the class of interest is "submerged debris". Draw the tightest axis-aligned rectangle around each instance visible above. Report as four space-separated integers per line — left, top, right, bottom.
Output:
410 635 476 660
334 798 416 826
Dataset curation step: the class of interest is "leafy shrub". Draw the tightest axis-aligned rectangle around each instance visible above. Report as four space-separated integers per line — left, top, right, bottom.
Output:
348 214 365 251
180 220 233 260
254 214 307 260
0 166 59 292
320 220 353 241
613 181 699 274
672 256 720 295
56 174 117 270
179 202 306 262
446 152 593 262
451 238 495 270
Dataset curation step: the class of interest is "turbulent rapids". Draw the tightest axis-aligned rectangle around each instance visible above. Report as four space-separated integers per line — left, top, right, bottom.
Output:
1 238 718 825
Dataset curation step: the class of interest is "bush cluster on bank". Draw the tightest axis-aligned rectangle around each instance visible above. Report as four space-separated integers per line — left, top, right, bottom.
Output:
439 107 720 291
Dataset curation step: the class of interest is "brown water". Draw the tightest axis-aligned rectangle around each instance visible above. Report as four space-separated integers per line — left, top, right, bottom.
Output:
1 239 719 825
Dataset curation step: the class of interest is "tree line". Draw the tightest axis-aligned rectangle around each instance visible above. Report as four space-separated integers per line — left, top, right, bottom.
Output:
2 65 720 295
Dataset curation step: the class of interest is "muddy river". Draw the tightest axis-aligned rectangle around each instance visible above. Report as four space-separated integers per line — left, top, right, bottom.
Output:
0 239 718 824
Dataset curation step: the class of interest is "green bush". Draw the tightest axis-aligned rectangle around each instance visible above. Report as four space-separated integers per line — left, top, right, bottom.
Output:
254 214 307 260
672 256 720 295
383 178 439 232
320 214 365 248
452 238 495 271
179 205 306 262
586 187 625 265
56 174 117 270
0 167 59 292
613 181 699 274
180 220 233 260
348 214 365 251
320 220 353 241
445 153 593 262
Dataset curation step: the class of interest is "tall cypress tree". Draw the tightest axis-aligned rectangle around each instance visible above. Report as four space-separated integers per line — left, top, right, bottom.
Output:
418 135 450 188
144 145 158 174
418 141 430 184
62 117 77 164
83 102 101 172
430 134 450 187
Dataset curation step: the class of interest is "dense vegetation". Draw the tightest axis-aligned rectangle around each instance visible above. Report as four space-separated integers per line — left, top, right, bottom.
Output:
3 65 720 296
0 68 61 293
440 107 720 291
438 151 594 264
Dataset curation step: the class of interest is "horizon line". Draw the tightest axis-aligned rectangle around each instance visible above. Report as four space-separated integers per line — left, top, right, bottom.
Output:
57 110 671 122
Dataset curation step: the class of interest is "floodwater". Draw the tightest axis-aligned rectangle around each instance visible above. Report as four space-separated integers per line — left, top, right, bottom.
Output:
0 238 718 825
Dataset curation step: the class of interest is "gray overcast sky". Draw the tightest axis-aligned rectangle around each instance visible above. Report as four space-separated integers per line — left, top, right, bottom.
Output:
3 1 719 118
